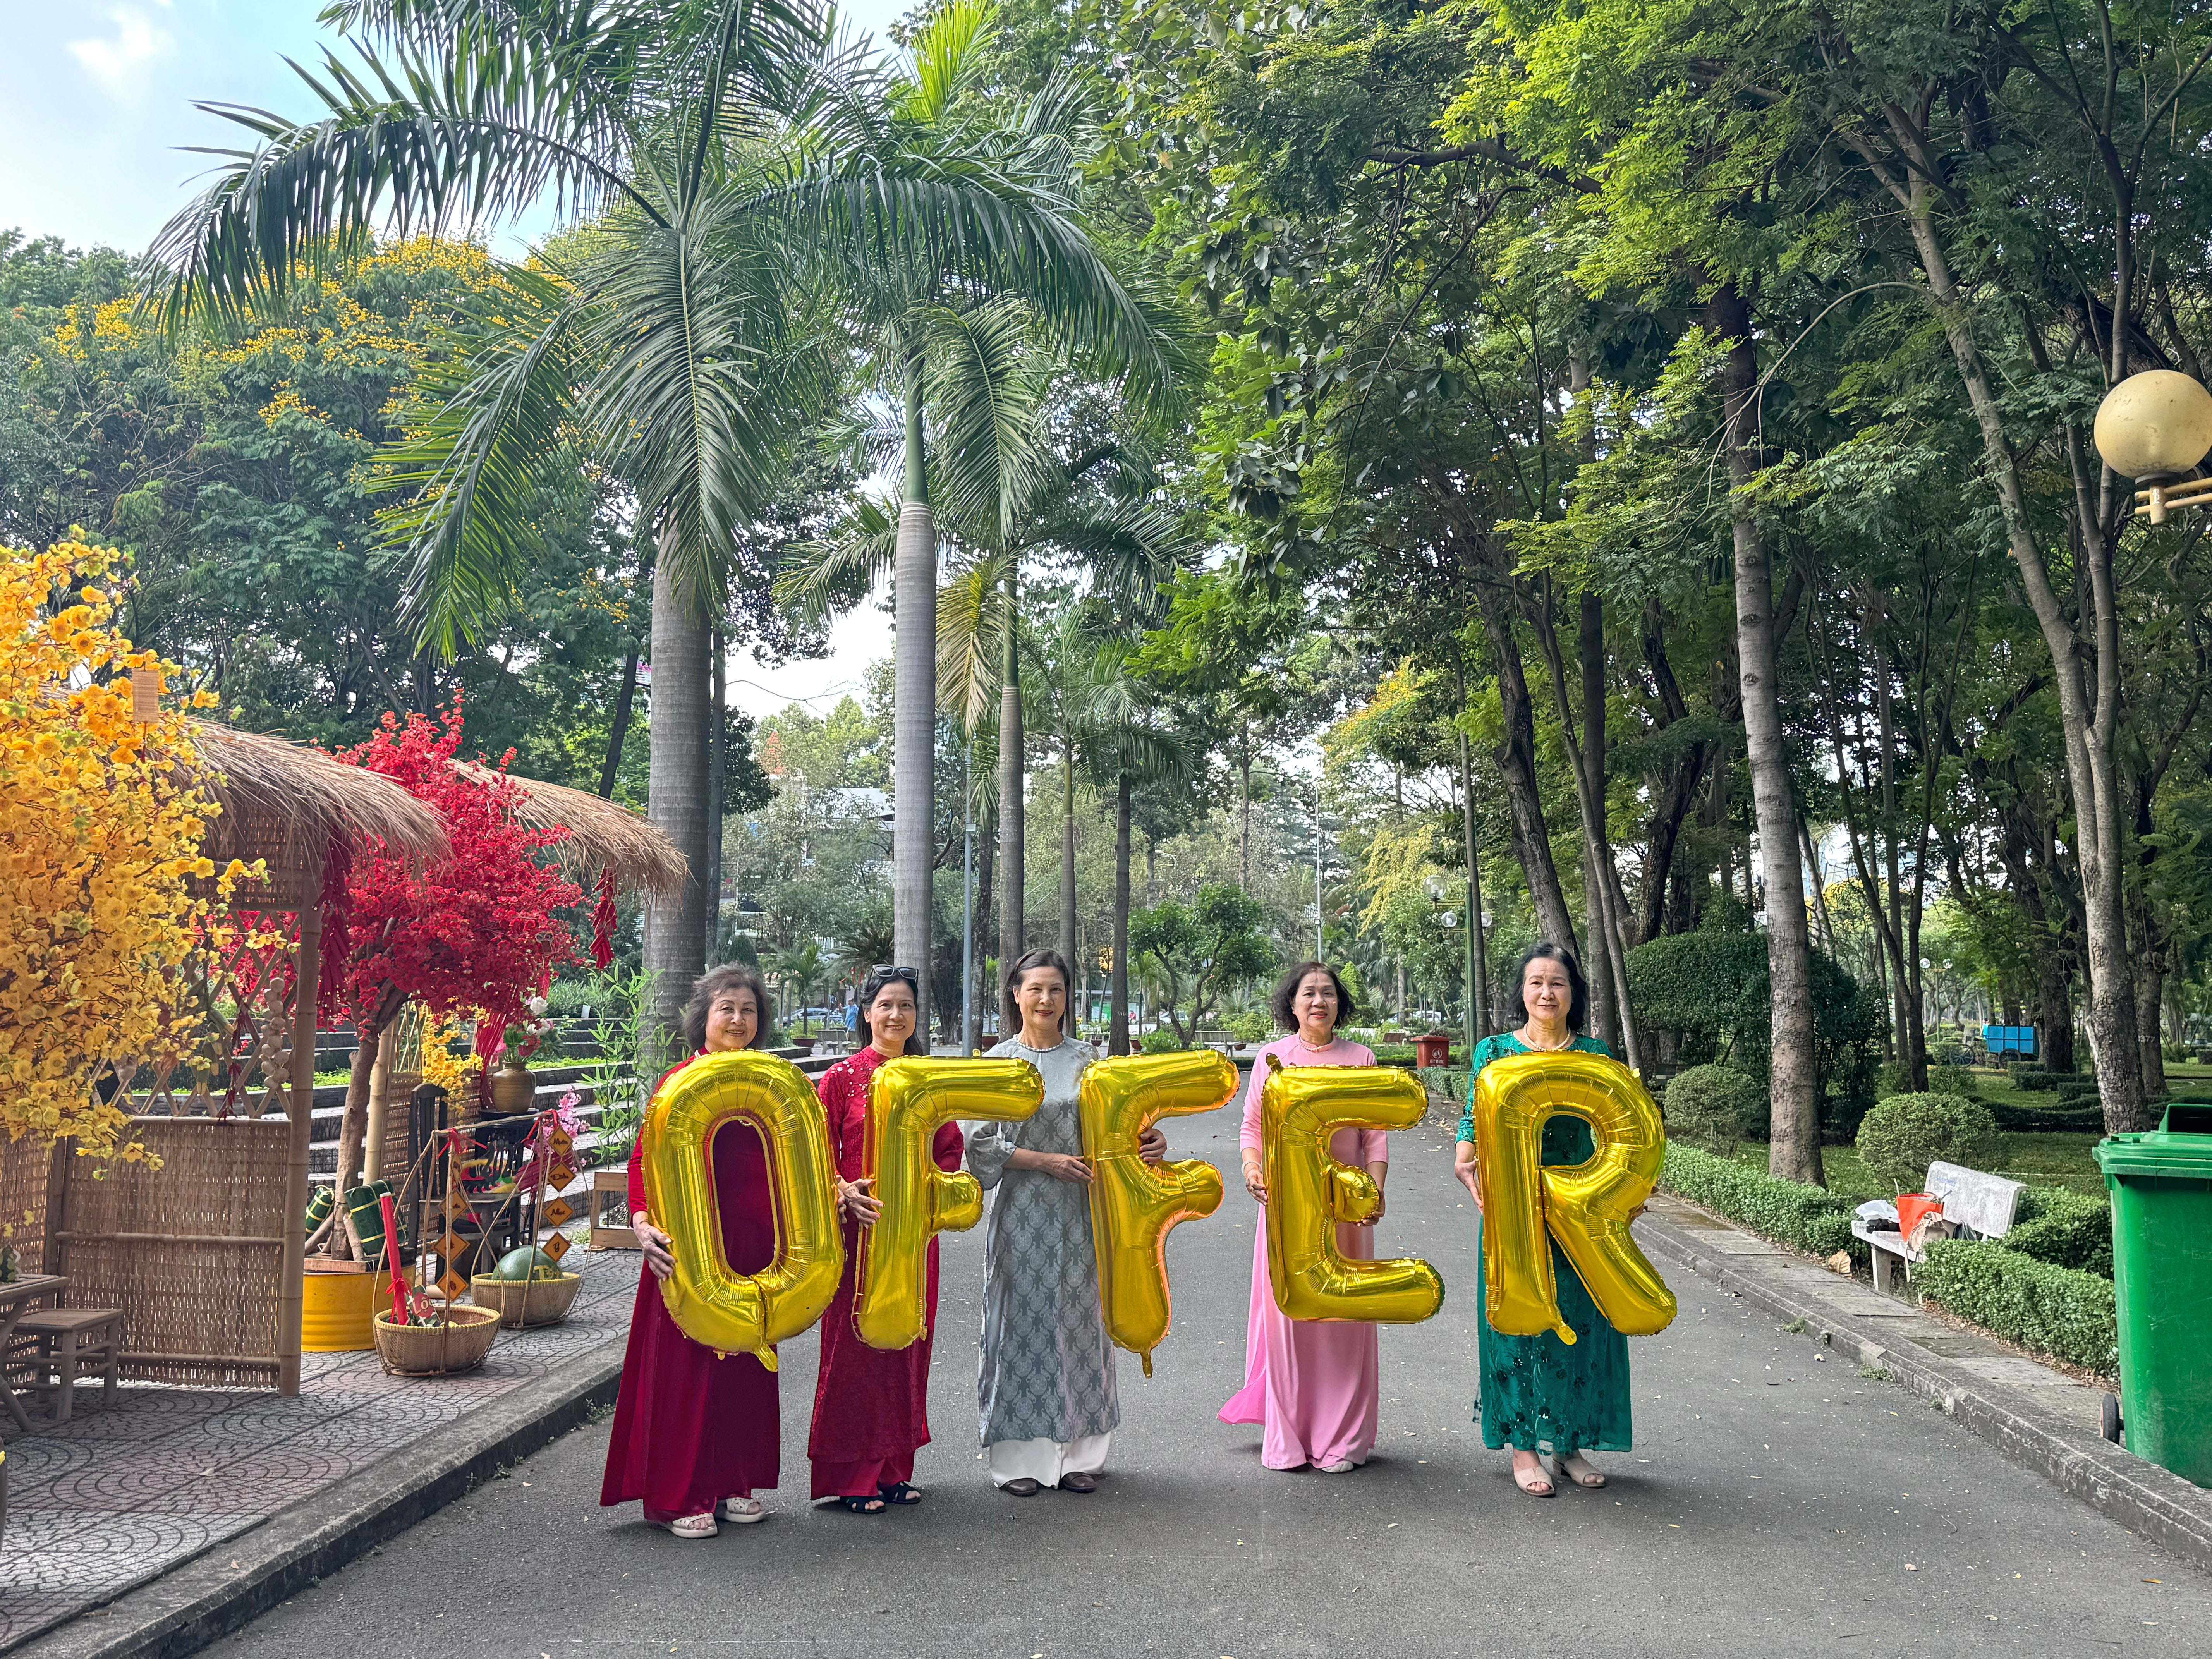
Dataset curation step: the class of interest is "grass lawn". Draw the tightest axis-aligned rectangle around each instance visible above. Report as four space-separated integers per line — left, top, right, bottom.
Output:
1728 1131 2106 1202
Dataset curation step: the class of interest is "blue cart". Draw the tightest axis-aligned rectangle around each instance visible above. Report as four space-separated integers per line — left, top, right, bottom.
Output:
1982 1024 2037 1058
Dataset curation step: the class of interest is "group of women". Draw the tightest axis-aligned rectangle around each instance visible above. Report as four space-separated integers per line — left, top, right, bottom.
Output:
599 939 1637 1535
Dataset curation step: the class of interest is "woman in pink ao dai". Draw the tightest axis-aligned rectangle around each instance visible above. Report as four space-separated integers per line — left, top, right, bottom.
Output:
1218 960 1389 1473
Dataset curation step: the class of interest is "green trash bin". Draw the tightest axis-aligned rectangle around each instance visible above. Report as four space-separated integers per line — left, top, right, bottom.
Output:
2094 1101 2212 1487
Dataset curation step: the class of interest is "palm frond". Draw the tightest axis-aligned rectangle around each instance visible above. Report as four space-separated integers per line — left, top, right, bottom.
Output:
374 262 591 653
936 548 1015 734
926 297 1052 542
775 489 899 625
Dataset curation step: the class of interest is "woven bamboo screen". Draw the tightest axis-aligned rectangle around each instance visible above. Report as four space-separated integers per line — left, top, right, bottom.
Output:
0 1139 55 1277
51 1117 291 1386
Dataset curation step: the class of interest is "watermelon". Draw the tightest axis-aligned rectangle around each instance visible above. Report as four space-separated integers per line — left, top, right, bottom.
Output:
491 1246 562 1282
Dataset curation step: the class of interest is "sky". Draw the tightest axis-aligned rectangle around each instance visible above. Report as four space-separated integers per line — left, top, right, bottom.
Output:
0 0 910 720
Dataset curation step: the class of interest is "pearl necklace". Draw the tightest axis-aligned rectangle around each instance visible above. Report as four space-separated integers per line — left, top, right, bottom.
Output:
1516 1025 1576 1053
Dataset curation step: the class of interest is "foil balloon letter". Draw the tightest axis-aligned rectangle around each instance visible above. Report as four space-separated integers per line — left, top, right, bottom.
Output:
641 1051 844 1369
854 1056 1044 1351
1262 1060 1443 1324
1078 1051 1236 1374
1469 1049 1675 1343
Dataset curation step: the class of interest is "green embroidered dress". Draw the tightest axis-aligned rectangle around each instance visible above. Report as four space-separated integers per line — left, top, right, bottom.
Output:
1459 1032 1633 1456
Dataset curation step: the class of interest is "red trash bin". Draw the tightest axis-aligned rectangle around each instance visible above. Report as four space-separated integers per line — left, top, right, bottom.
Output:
1414 1031 1451 1068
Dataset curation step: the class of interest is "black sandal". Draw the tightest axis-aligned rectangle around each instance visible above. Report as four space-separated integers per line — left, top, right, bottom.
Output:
834 1494 886 1514
878 1481 923 1506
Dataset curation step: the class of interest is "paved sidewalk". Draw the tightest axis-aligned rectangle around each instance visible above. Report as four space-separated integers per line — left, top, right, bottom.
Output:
0 1233 635 1652
1640 1191 2212 1571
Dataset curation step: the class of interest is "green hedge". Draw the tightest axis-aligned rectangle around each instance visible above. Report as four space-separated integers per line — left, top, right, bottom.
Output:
1659 1144 1860 1261
2005 1185 2114 1277
1915 1242 2118 1376
1992 1102 2105 1133
1417 1066 1471 1113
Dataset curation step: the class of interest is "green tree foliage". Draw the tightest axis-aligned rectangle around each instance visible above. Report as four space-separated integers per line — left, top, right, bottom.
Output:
1854 1093 2002 1195
1128 882 1274 1044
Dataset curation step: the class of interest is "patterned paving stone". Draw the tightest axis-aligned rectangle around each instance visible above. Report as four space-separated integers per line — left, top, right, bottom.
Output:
0 1246 632 1647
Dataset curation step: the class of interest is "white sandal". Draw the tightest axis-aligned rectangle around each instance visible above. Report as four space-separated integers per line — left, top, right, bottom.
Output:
663 1511 717 1539
718 1496 767 1524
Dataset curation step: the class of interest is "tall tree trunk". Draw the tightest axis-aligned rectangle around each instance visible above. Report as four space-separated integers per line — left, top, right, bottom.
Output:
972 788 996 1050
1060 740 1079 1034
598 641 640 798
705 627 725 963
996 567 1025 996
1112 770 1132 1056
1465 574 1578 953
2039 947 2076 1074
893 374 936 1038
1888 179 2142 1128
642 522 714 1070
1238 735 1253 891
1708 282 1821 1185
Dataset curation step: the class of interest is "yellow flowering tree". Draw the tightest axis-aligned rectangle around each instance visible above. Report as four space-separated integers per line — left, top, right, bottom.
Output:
0 538 234 1159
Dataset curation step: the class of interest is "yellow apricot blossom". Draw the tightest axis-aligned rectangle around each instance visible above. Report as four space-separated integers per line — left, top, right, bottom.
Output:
0 538 237 1161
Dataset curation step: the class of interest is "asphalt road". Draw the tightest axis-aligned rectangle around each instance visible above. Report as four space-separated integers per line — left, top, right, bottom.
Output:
208 1115 2210 1657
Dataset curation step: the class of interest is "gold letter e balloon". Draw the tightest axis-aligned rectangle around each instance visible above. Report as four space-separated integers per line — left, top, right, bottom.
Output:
1262 1060 1444 1324
640 1052 845 1369
1468 1049 1676 1343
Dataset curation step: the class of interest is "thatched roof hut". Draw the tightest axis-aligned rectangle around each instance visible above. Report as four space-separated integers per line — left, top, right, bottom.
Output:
462 763 687 896
191 723 448 901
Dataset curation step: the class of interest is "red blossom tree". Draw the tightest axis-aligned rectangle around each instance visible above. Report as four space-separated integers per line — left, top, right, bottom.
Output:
322 700 580 1255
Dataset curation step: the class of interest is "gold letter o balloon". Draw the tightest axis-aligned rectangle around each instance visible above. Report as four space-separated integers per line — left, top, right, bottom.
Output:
1262 1061 1443 1324
640 1051 845 1368
1078 1050 1235 1374
1468 1049 1676 1343
854 1056 1044 1351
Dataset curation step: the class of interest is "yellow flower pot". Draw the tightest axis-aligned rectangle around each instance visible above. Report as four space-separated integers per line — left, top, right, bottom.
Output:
302 1263 380 1352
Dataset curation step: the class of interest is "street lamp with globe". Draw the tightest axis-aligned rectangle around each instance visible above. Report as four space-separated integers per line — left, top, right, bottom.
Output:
2093 369 2212 522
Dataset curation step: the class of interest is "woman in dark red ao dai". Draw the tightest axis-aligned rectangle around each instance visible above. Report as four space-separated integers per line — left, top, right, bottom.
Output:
807 966 959 1513
600 965 779 1538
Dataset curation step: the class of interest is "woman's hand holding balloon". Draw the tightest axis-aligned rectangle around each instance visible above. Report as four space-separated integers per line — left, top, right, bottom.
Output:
839 1176 883 1226
633 1213 677 1281
1138 1124 1168 1165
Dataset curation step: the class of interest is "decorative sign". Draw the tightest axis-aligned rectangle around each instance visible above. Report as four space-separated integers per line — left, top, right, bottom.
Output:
541 1230 572 1263
541 1195 575 1228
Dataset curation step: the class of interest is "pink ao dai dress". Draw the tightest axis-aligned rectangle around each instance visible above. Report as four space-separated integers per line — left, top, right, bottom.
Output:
1217 1035 1388 1470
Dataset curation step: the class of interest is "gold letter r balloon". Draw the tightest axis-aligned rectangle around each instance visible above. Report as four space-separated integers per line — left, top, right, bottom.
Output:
640 1051 845 1369
1469 1049 1676 1343
1262 1060 1444 1324
1077 1051 1236 1374
853 1056 1043 1351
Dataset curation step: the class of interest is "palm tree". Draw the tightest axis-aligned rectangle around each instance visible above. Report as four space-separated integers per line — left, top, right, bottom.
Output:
804 2 1178 1034
149 0 1168 1060
768 938 824 1035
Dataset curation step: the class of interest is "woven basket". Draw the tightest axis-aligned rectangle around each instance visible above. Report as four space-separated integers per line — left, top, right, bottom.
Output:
372 1304 500 1376
469 1272 582 1329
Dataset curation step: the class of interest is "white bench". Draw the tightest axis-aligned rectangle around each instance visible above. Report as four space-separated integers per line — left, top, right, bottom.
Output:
1852 1161 2025 1295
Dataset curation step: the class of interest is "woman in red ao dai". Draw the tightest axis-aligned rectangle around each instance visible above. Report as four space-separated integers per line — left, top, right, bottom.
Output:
601 965 779 1538
807 966 960 1512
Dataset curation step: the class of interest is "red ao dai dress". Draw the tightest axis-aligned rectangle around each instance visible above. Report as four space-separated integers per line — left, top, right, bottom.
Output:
600 1058 780 1523
808 1043 965 1499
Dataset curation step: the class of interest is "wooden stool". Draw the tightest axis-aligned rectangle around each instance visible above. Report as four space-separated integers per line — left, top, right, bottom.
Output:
14 1308 121 1422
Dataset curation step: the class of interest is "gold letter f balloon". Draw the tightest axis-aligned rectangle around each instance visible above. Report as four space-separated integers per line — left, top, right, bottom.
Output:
1469 1049 1676 1343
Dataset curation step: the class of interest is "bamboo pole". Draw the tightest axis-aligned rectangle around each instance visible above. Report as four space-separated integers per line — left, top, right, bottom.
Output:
279 890 321 1398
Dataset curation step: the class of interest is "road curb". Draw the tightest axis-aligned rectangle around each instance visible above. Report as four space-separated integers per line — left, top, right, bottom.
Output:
1640 1204 2212 1575
15 1350 624 1659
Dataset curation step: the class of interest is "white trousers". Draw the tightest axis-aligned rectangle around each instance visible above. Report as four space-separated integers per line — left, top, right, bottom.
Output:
988 1432 1112 1488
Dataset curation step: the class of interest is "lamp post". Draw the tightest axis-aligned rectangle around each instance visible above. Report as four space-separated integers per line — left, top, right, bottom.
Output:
2094 369 2212 520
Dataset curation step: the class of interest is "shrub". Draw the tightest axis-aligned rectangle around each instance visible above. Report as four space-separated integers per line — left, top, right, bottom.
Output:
1659 1144 1860 1260
1664 1065 1764 1153
1139 1027 1183 1054
1224 1009 1273 1044
2005 1186 2113 1277
2014 1068 2056 1092
1915 1242 2118 1376
1855 1092 2000 1194
1875 1061 1907 1101
1418 1066 1470 1115
1926 1064 1979 1097
1992 1103 2105 1133
1929 1036 1966 1066
2058 1087 2102 1112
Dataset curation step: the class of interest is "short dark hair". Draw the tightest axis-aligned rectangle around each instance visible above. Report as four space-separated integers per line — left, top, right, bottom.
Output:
1001 946 1073 1029
1270 960 1357 1033
857 965 926 1056
1508 941 1588 1033
683 964 771 1054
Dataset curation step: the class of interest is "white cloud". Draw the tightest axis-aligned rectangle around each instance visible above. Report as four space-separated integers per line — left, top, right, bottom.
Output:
70 5 175 92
